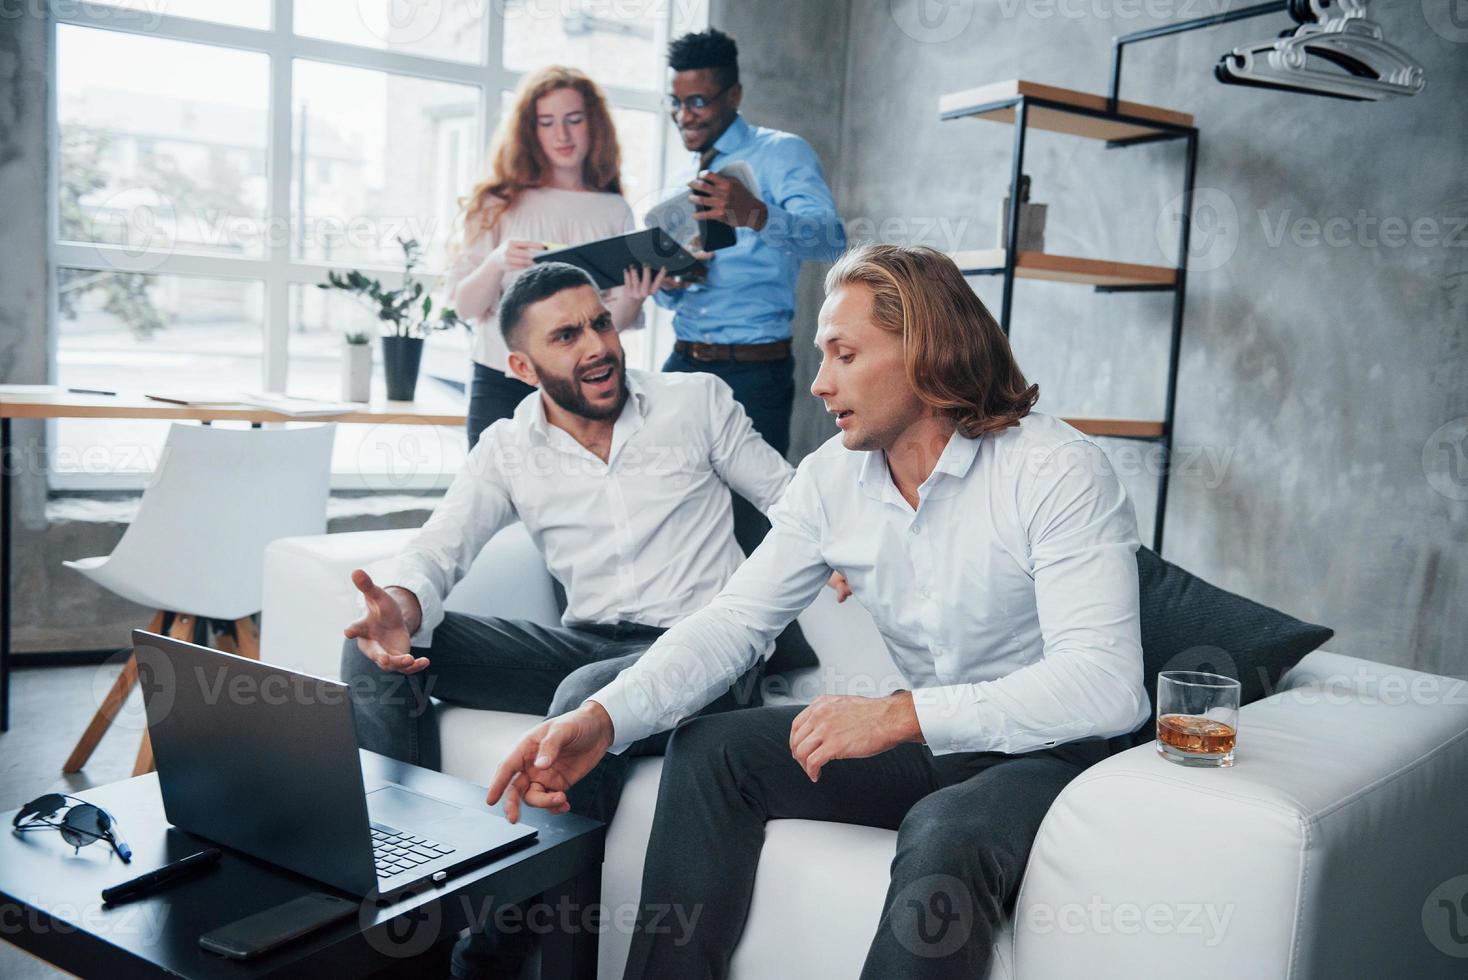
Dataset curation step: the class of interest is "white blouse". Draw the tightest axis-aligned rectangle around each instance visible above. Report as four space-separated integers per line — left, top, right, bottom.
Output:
446 187 638 372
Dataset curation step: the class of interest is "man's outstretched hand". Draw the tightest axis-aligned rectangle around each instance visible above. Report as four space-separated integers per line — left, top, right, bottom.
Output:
343 568 429 674
487 702 617 823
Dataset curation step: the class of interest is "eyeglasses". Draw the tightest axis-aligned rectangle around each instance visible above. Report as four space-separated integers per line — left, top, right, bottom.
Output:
12 793 133 862
664 83 734 113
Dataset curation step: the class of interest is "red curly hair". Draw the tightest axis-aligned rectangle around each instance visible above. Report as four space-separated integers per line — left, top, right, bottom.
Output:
457 66 623 243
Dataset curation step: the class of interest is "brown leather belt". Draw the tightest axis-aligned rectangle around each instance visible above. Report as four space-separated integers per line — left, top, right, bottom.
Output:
674 339 792 363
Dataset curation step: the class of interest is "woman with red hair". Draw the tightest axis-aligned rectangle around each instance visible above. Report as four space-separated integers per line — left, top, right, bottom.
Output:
448 66 663 445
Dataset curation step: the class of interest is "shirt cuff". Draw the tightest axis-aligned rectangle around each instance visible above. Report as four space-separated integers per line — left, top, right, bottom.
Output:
911 684 1013 755
360 560 444 650
584 678 654 755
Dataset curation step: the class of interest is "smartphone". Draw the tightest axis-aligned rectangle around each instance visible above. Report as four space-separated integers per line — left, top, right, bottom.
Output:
198 892 357 960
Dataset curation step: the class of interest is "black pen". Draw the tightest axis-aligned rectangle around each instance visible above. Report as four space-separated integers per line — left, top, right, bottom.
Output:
67 387 117 397
101 848 221 905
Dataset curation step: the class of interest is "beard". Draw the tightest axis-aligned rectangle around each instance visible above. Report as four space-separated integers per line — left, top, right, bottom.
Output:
534 351 629 422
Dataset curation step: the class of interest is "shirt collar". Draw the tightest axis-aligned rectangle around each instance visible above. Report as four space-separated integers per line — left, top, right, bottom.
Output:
856 449 890 502
525 367 648 443
929 429 982 482
709 113 752 159
855 429 982 504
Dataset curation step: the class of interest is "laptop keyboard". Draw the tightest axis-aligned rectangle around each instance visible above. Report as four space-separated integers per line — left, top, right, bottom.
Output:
370 822 456 880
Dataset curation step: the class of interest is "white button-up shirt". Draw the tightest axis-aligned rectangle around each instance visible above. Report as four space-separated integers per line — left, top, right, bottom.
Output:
590 412 1150 755
367 370 794 645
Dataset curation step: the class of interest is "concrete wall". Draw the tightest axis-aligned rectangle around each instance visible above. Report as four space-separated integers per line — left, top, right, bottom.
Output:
836 0 1468 674
1 8 60 649
709 0 851 457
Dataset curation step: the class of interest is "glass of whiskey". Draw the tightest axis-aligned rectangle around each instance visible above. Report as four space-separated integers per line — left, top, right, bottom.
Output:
1156 671 1240 768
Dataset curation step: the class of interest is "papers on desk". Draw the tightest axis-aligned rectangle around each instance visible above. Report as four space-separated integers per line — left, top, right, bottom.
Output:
239 392 359 417
144 391 245 407
143 391 358 417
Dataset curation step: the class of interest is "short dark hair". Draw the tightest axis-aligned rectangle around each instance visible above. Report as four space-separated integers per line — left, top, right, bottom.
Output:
498 262 597 347
668 28 739 90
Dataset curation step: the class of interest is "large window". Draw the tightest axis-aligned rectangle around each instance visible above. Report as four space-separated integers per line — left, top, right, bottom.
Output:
50 0 705 488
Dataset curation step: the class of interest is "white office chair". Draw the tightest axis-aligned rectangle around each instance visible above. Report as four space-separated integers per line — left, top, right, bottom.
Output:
62 422 336 776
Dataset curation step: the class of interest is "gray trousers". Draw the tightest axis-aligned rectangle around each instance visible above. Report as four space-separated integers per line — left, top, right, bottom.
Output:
623 705 1114 979
339 611 765 824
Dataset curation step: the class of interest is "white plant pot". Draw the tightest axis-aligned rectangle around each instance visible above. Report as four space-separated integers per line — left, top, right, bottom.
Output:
342 342 372 402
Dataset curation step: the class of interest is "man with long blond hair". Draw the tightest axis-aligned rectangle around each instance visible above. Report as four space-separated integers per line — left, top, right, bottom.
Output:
489 244 1150 977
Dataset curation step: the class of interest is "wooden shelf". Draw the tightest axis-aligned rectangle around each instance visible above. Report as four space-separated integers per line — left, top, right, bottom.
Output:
949 249 1177 289
940 79 1193 142
1060 417 1165 439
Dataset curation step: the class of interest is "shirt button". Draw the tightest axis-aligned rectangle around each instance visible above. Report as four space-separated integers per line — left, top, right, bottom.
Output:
921 587 932 598
910 524 921 535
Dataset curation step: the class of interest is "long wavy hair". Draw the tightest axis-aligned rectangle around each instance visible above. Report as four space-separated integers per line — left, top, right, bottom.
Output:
824 244 1039 437
456 66 623 244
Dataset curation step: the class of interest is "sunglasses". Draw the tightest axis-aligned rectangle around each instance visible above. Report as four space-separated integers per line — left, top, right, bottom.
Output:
13 793 133 863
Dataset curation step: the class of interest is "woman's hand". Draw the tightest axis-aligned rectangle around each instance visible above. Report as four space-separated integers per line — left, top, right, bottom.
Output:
493 239 546 272
621 265 670 302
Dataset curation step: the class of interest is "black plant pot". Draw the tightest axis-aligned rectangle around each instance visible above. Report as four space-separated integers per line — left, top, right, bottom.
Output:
381 335 424 402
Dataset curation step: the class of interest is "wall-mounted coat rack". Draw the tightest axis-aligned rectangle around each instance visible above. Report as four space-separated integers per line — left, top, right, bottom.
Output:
1110 0 1425 110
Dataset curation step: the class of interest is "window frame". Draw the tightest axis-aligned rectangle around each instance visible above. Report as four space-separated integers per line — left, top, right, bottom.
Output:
47 0 704 490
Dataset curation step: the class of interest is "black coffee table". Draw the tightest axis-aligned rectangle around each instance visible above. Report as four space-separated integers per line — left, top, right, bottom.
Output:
0 751 605 978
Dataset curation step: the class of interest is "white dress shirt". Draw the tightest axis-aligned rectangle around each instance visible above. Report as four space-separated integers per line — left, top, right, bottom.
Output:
366 370 794 646
590 412 1150 755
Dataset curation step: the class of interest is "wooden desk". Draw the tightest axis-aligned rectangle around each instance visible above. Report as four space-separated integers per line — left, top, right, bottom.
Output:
0 385 469 732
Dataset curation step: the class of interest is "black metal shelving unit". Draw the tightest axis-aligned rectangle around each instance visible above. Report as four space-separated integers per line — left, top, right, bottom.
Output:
939 79 1198 553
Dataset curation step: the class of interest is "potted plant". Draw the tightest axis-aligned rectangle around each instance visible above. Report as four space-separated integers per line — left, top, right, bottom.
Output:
318 237 468 401
341 330 372 402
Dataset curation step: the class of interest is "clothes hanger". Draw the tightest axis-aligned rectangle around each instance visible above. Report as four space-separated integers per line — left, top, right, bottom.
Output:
1214 0 1425 102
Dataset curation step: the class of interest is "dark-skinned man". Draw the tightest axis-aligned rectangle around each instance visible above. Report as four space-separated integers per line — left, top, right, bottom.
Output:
658 27 845 551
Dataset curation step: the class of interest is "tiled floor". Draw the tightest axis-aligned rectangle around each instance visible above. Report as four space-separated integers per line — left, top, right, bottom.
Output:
1 660 145 980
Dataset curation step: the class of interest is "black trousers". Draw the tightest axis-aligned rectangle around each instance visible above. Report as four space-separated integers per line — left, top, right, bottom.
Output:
623 706 1114 979
467 361 535 448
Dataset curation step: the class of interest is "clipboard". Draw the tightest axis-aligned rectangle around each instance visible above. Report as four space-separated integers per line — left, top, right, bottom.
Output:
533 228 707 291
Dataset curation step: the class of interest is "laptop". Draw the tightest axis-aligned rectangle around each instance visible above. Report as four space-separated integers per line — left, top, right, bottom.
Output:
133 630 537 900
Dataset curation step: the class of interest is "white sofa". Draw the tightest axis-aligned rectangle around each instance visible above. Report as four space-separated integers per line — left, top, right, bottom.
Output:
262 526 1468 979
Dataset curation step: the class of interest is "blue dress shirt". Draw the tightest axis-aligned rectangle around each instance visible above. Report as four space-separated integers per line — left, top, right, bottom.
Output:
655 114 846 345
